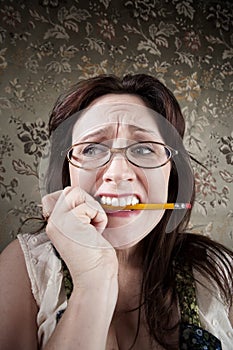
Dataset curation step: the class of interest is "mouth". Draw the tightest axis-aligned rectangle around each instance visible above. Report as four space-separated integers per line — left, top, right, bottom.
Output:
98 194 140 210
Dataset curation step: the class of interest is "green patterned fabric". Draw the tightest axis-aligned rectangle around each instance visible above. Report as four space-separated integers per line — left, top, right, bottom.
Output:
174 258 201 326
61 259 73 299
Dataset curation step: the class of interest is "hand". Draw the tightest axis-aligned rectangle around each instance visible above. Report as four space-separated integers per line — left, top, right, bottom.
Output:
42 187 119 289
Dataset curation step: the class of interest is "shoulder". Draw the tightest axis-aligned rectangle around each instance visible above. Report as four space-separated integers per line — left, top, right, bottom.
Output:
195 269 233 348
183 234 233 292
0 238 26 275
0 239 38 349
0 238 36 301
0 238 34 304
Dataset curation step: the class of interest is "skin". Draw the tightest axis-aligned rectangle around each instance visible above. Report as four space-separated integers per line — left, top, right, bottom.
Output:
0 94 171 350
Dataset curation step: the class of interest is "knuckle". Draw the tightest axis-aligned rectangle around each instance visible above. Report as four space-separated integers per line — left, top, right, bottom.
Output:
63 186 72 193
45 220 53 236
42 194 49 206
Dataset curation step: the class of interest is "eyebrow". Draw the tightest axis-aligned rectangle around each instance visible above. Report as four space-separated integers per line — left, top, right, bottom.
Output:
78 127 112 141
77 125 158 142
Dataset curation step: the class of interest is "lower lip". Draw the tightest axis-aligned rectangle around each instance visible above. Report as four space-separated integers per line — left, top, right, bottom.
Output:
105 209 141 217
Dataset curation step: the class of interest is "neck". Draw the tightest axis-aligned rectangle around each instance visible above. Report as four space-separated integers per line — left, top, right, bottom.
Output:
114 243 143 313
115 241 143 268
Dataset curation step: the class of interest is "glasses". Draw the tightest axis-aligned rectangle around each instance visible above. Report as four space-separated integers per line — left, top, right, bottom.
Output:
66 141 178 170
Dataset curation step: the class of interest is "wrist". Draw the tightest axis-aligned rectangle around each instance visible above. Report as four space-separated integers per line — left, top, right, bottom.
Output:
71 257 119 290
70 277 118 316
72 273 118 297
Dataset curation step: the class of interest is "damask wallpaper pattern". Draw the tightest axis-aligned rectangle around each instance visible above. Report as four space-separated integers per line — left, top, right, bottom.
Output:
0 0 232 251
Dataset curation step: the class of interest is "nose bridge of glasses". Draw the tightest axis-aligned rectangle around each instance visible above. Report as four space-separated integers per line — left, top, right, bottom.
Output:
109 146 128 161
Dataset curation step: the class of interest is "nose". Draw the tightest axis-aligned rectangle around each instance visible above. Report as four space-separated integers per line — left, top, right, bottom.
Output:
102 154 136 184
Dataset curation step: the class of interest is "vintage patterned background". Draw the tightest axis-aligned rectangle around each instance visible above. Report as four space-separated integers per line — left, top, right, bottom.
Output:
0 0 232 252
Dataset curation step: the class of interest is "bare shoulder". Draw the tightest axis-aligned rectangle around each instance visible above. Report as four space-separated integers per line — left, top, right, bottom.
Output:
0 238 37 306
1 238 25 267
0 238 31 285
0 239 38 350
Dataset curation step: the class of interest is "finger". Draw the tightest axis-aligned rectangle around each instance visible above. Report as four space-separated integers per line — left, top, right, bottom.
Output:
53 187 105 217
68 188 108 233
60 187 99 211
48 187 109 248
47 211 111 250
41 189 64 219
71 203 108 234
41 186 88 219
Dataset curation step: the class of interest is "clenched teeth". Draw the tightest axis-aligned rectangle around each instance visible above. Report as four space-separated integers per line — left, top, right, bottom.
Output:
99 195 139 207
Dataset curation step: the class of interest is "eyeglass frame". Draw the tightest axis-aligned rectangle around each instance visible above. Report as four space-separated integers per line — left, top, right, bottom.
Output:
65 141 178 170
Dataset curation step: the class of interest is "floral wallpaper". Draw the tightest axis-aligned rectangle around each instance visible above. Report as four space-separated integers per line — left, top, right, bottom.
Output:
0 0 232 251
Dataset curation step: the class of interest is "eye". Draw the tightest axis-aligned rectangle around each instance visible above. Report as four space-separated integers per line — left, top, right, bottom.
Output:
129 144 154 156
82 143 108 157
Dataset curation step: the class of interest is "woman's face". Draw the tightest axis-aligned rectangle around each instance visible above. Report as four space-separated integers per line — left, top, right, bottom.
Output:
69 94 171 249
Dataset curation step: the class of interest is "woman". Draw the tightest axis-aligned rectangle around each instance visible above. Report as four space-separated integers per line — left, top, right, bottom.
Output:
0 74 232 350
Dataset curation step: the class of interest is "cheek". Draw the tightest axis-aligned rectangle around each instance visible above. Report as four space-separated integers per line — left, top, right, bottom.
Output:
69 165 79 186
147 165 171 201
69 166 96 192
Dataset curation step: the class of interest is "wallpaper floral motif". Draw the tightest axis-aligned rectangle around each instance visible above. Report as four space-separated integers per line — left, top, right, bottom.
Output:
0 0 232 251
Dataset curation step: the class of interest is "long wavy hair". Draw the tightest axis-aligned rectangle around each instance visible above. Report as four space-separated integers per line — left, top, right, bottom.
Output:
46 74 233 349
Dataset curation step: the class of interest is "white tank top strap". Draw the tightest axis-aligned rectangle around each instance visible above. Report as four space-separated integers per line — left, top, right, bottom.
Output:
17 232 67 348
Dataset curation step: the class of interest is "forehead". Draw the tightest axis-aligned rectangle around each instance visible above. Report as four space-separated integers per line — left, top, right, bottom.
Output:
72 94 160 141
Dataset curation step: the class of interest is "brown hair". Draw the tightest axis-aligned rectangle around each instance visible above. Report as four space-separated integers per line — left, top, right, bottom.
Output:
47 74 233 349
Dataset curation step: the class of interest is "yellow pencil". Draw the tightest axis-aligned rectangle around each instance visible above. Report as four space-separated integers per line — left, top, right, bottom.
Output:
102 203 191 210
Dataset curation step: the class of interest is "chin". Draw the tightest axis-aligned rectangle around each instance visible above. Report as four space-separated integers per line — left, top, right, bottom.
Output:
113 238 142 251
102 210 163 249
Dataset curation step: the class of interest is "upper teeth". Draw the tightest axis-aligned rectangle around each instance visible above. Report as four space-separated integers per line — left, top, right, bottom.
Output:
100 195 139 207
